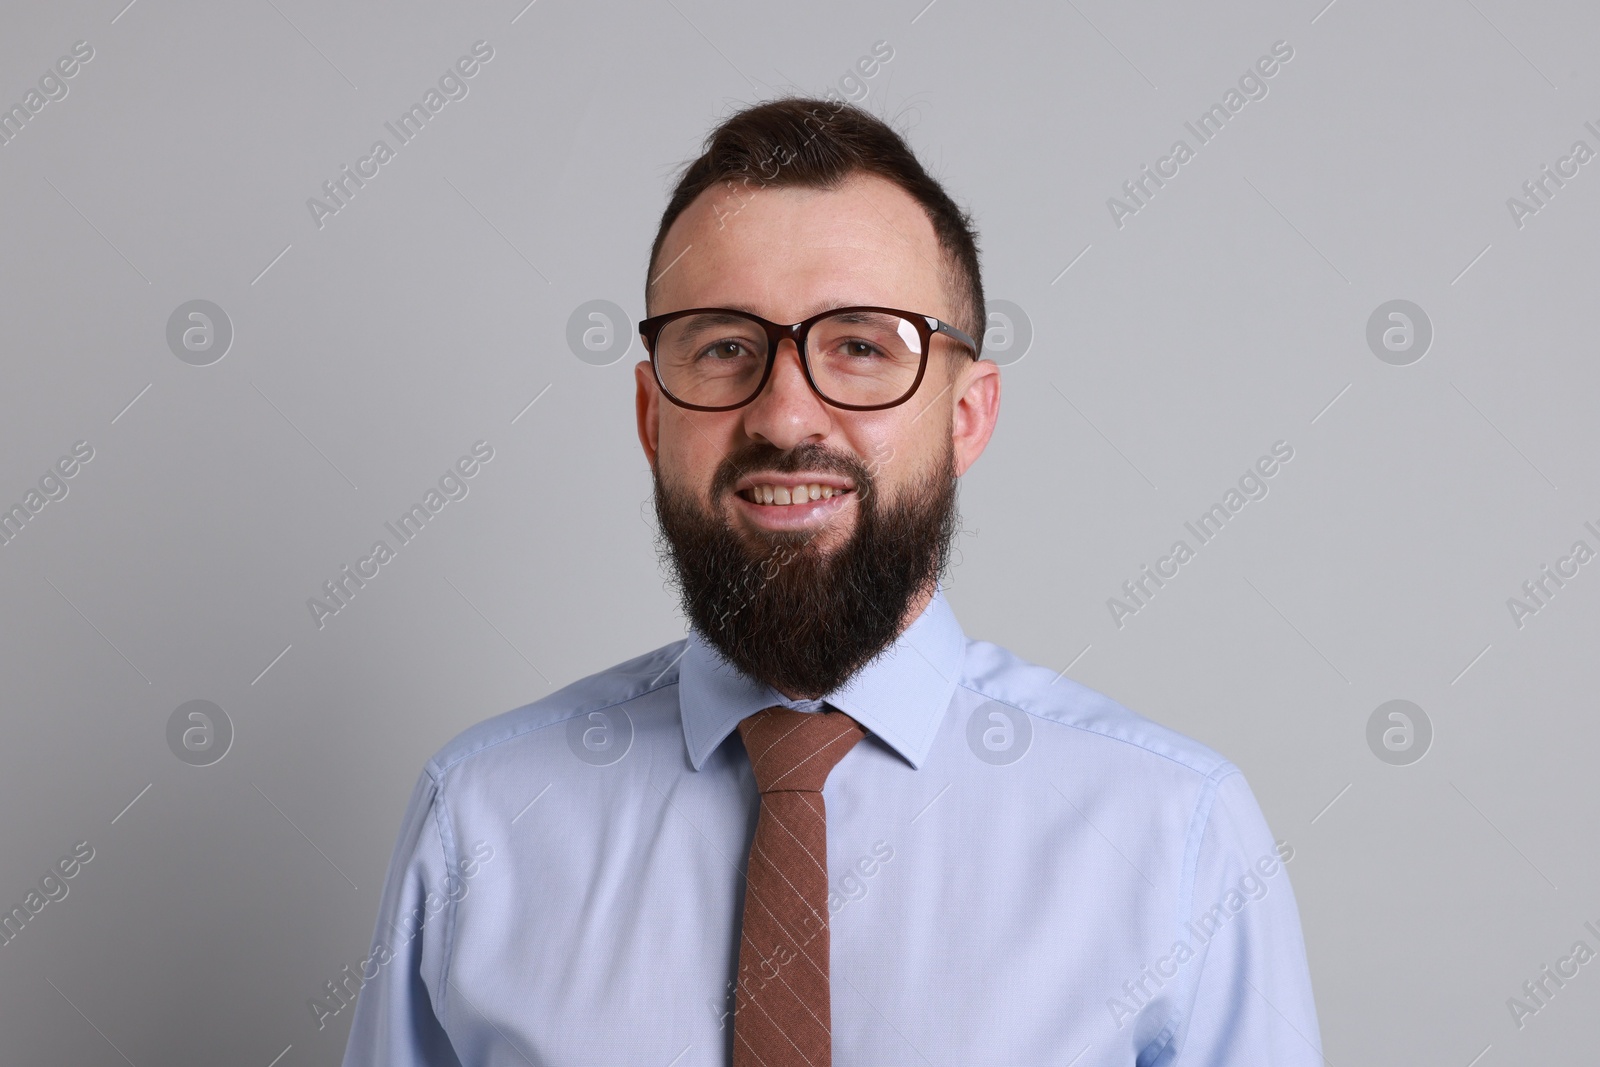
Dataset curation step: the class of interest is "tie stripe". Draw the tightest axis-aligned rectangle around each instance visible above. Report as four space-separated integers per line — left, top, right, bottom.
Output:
733 706 866 1067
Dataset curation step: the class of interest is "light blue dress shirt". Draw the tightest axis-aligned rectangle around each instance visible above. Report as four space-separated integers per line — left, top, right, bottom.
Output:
340 585 1322 1065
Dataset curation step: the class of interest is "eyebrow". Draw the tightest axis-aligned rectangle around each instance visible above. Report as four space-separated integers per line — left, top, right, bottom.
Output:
714 301 887 322
824 309 894 324
677 312 764 329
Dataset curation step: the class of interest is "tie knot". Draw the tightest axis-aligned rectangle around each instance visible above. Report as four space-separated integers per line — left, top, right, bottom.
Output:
737 705 866 794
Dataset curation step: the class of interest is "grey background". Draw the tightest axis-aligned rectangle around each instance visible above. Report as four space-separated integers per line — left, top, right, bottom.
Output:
1 0 1595 1063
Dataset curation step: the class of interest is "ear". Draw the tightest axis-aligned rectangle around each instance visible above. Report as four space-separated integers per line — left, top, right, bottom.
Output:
950 358 1000 477
635 359 661 471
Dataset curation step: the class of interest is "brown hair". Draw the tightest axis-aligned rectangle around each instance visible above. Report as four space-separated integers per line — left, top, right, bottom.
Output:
645 96 986 355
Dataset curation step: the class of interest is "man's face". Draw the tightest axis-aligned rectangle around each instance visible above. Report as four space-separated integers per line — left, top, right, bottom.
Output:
635 171 999 697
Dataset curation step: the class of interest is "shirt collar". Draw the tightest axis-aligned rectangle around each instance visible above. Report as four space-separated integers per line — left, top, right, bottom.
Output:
677 584 965 771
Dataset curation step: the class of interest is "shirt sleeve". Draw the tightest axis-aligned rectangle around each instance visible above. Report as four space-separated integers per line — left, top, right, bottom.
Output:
340 766 465 1067
1155 768 1323 1066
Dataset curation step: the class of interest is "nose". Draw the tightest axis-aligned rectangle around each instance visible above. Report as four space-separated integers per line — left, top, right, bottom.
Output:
740 338 832 451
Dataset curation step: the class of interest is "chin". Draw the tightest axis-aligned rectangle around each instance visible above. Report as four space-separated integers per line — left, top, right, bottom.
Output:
729 522 834 562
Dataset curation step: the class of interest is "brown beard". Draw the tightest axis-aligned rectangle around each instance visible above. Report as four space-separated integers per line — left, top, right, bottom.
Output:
652 439 959 699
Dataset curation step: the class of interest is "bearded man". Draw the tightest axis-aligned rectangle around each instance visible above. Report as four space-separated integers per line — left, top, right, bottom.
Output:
342 97 1322 1067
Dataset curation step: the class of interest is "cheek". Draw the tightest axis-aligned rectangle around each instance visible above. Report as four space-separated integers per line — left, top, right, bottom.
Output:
870 435 952 510
659 414 736 496
849 417 925 489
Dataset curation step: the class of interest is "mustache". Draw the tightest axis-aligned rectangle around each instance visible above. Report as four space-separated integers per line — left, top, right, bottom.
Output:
651 439 959 699
711 442 874 498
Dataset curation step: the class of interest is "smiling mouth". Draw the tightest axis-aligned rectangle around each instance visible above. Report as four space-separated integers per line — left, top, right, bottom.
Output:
735 483 855 506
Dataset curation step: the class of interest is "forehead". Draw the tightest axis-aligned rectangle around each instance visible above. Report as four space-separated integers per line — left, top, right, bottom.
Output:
652 171 949 321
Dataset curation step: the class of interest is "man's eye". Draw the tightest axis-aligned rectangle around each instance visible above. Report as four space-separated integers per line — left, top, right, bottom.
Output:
839 339 886 358
697 340 755 361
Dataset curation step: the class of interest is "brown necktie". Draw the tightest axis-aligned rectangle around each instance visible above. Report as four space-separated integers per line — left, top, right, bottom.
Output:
733 705 866 1067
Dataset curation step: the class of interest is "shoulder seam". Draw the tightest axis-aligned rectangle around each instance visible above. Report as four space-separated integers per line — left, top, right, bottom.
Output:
422 668 682 1015
427 675 682 780
1153 762 1243 1058
953 679 1230 778
432 771 462 1015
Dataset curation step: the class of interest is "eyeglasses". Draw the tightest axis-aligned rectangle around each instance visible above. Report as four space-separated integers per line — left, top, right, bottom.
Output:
638 305 979 412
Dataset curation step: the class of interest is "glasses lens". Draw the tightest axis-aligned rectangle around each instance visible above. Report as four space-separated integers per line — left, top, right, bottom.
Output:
807 310 924 407
655 313 770 407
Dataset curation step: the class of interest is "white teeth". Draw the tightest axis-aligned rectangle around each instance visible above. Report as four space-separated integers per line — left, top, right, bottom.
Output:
744 483 849 505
